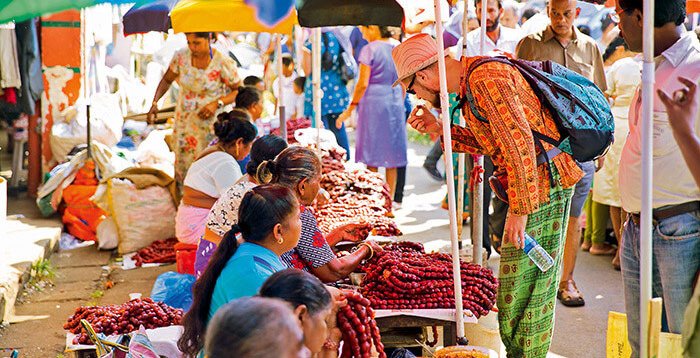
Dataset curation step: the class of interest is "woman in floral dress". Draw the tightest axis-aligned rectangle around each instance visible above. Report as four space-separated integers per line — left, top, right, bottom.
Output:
148 32 240 191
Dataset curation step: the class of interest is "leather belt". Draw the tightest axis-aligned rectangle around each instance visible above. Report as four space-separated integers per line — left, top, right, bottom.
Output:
629 201 700 226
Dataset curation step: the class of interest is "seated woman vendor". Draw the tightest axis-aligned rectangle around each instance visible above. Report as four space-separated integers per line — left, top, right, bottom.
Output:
194 134 289 277
175 109 257 244
198 146 380 282
178 184 301 357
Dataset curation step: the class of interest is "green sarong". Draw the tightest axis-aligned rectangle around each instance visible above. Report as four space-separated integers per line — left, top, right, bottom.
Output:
497 170 573 358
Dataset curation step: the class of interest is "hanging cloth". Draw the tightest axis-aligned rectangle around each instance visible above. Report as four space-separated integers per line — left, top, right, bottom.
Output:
0 28 21 89
15 19 43 115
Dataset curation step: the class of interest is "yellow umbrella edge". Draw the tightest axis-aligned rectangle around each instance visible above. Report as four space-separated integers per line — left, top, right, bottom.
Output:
171 0 297 34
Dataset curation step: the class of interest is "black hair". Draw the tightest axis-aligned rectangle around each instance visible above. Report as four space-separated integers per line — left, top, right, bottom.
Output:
521 8 539 23
618 0 686 27
235 86 262 110
204 297 302 358
293 76 307 89
243 75 263 86
577 24 591 36
259 269 332 316
178 184 299 357
213 109 257 146
476 0 503 10
376 26 394 39
256 146 322 189
245 135 288 176
187 32 213 40
282 54 294 67
603 36 630 62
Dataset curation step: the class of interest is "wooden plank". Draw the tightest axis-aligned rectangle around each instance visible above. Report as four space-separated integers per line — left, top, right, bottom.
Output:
648 297 663 358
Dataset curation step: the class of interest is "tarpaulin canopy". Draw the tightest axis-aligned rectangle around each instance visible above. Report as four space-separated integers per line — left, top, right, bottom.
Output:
0 0 133 24
170 0 297 34
122 0 177 36
295 0 403 27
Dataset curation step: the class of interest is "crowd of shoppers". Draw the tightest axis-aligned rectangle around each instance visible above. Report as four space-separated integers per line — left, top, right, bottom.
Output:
141 1 700 356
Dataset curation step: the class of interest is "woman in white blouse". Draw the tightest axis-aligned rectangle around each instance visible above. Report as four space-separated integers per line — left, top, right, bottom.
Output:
175 109 257 244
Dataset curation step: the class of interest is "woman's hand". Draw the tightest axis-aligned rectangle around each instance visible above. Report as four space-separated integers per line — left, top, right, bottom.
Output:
408 105 442 136
198 101 219 119
503 213 528 249
336 107 353 129
344 222 373 242
658 77 698 135
364 239 383 255
330 222 372 243
147 104 158 124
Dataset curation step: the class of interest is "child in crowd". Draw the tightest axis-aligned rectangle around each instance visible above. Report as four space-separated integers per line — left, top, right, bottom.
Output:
243 75 265 92
272 54 298 121
292 76 306 119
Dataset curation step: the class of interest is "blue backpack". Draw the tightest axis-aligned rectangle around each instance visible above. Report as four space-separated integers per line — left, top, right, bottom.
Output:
457 57 614 164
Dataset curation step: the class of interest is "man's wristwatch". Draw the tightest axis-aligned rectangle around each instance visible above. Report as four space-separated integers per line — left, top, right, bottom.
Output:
217 99 225 109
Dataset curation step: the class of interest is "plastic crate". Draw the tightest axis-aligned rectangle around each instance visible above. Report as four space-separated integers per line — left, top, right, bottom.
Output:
174 243 197 275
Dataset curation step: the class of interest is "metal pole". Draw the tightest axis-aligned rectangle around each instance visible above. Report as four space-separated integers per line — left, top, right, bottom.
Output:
456 0 469 247
470 0 489 267
86 104 92 159
313 28 322 151
276 37 287 142
434 0 466 341
640 0 655 356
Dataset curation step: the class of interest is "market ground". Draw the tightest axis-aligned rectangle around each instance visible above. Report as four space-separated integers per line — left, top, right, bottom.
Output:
0 134 624 357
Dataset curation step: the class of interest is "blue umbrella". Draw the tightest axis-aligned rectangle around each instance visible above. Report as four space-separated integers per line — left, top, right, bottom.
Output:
122 0 178 36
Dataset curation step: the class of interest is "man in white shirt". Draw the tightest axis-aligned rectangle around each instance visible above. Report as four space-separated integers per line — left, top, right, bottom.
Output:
452 0 524 57
616 0 700 356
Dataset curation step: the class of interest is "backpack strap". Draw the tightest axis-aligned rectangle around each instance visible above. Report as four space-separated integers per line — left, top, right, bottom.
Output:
459 56 562 187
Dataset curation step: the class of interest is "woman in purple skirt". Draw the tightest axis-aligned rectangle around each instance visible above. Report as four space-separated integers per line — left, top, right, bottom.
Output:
337 26 408 201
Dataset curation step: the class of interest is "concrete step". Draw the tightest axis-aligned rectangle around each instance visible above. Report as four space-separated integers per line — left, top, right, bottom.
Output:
0 215 61 323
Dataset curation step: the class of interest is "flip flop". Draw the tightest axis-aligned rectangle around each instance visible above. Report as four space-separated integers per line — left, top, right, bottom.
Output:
557 280 585 307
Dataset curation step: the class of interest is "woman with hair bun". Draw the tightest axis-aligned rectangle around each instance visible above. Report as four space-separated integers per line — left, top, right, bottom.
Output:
175 109 257 245
197 146 381 283
255 146 380 283
194 134 288 277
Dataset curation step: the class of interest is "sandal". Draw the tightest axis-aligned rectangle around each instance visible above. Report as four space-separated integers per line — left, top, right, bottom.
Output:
557 280 585 307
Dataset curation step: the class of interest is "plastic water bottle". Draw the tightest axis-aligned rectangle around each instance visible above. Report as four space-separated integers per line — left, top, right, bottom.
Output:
523 234 554 272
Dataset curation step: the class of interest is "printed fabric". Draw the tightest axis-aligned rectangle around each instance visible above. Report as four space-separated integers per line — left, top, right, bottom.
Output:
168 48 240 188
498 169 573 357
281 206 335 271
448 57 584 216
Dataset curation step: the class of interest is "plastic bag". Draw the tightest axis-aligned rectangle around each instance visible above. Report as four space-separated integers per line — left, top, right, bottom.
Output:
92 178 176 254
97 216 119 250
150 271 195 311
606 311 632 358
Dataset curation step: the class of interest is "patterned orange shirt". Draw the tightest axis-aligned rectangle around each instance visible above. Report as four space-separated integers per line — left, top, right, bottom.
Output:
447 57 583 216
